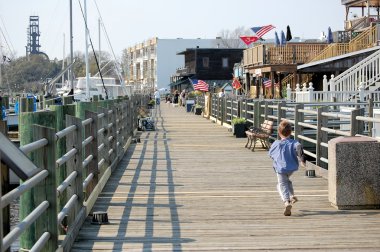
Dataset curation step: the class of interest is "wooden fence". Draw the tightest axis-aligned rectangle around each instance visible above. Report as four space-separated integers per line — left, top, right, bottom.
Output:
0 95 146 252
200 95 380 170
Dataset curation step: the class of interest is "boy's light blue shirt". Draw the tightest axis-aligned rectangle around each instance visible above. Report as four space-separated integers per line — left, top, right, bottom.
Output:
269 138 303 174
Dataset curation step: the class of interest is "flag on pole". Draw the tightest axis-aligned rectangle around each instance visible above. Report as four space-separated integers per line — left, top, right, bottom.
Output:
190 78 209 92
263 78 272 87
232 78 242 89
251 25 275 38
240 36 259 45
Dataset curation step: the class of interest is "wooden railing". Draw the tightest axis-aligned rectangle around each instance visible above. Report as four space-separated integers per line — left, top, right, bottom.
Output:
281 73 313 89
349 25 377 52
308 43 350 62
243 43 327 66
308 25 378 63
268 44 327 64
208 96 380 170
0 95 145 252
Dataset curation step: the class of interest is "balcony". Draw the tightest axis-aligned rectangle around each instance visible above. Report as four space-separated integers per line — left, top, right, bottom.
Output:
243 43 327 67
175 66 195 77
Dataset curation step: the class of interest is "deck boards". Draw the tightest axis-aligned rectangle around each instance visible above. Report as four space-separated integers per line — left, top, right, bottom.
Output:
71 104 380 251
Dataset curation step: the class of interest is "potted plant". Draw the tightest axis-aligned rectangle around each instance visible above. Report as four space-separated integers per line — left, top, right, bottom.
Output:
194 104 203 115
231 117 247 138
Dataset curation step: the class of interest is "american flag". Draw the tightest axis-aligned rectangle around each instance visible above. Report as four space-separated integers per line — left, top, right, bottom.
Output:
263 78 272 87
251 25 275 39
190 78 209 92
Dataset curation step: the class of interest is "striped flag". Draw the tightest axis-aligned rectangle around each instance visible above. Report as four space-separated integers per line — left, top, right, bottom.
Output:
263 78 272 87
251 25 275 38
190 78 209 92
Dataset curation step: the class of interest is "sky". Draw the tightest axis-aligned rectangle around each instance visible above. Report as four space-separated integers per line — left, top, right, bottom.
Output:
0 0 350 61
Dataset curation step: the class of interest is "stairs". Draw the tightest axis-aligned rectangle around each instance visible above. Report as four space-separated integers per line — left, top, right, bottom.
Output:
330 48 380 100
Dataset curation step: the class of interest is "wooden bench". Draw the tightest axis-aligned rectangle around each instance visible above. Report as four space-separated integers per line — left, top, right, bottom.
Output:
245 120 274 151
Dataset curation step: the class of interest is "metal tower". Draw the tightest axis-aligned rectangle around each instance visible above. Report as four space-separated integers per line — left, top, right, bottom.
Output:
26 16 49 60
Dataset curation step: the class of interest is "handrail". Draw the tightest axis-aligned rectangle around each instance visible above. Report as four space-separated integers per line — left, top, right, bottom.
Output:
212 97 374 168
1 95 144 251
308 25 377 63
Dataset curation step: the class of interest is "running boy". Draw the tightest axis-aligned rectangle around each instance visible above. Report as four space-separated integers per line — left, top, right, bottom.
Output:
269 120 306 216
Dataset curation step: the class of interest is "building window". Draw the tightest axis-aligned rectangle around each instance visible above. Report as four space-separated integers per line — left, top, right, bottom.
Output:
203 57 209 68
222 57 229 68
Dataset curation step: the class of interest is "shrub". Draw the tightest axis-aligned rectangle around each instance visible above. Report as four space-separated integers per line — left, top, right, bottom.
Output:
231 117 246 125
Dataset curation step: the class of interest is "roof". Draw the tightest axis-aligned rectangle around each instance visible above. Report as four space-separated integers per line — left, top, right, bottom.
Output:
177 48 244 55
342 0 380 7
297 45 380 71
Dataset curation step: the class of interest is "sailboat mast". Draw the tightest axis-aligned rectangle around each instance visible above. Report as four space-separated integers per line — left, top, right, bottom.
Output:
62 33 65 86
98 18 101 67
84 0 90 100
70 0 74 93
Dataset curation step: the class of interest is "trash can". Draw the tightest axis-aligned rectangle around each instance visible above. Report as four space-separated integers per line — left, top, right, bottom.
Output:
186 100 195 112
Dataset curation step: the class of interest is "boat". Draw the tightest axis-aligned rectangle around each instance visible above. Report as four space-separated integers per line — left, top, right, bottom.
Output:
64 77 131 101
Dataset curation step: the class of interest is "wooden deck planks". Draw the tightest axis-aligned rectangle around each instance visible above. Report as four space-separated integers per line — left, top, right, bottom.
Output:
71 105 380 251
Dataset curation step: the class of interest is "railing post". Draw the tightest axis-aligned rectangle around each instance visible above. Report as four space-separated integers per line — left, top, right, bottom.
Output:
286 84 292 101
0 121 10 252
63 115 84 251
308 82 314 102
110 106 118 171
33 125 58 251
295 83 301 102
350 108 365 136
329 74 335 94
368 98 374 137
359 82 365 102
19 111 56 250
294 104 304 142
323 75 328 92
254 101 260 128
50 104 75 233
316 106 328 168
222 98 226 125
277 102 286 139
84 111 99 198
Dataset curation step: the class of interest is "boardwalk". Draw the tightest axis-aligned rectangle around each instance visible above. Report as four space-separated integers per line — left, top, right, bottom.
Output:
72 104 380 251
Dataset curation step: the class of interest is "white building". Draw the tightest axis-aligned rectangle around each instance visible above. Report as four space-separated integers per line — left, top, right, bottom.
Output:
124 38 221 92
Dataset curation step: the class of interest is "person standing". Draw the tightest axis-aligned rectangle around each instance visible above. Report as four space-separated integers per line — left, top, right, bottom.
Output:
218 89 225 98
154 89 160 106
180 90 186 107
173 90 179 104
269 120 306 216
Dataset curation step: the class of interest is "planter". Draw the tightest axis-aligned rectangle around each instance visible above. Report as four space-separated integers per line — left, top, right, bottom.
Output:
194 107 202 115
233 123 246 138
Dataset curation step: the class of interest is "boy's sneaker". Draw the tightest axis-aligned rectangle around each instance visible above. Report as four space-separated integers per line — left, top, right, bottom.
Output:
290 196 298 204
284 201 292 216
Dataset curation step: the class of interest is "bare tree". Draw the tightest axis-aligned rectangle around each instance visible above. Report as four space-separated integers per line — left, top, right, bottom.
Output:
214 26 252 48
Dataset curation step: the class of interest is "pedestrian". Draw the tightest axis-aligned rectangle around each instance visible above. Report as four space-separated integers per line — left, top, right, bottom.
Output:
218 88 225 98
154 89 160 106
173 90 179 104
269 120 306 216
180 89 186 107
